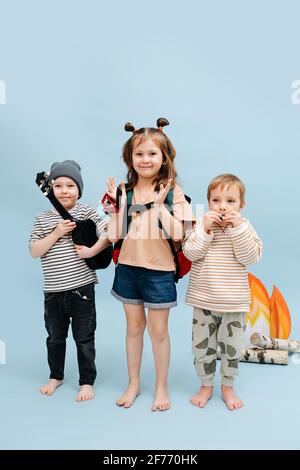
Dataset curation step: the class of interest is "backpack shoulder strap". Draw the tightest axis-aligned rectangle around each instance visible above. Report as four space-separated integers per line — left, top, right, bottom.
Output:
163 188 191 211
126 190 132 205
114 186 132 249
164 188 174 213
184 194 191 204
116 185 132 210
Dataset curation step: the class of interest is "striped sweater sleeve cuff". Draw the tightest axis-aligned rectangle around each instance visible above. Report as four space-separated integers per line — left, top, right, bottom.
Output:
182 221 213 261
199 227 214 242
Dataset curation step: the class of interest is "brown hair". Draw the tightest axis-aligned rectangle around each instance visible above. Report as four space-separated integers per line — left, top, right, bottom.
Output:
207 173 245 204
122 118 177 191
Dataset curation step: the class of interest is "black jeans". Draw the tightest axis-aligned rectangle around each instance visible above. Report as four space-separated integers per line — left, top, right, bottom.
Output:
44 283 97 386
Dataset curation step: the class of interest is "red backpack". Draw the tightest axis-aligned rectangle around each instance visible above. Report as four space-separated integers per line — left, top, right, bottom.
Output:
112 186 192 283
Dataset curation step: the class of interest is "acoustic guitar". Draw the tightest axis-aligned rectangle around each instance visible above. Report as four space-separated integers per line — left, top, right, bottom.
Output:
35 171 112 270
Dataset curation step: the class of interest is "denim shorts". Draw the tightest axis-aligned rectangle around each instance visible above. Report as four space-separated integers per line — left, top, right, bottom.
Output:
111 264 177 309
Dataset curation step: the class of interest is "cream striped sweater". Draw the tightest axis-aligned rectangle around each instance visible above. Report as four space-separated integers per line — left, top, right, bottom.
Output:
183 218 263 313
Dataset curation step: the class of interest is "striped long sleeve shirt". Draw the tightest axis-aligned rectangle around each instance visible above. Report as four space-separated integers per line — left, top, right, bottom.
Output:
183 218 263 313
29 203 108 292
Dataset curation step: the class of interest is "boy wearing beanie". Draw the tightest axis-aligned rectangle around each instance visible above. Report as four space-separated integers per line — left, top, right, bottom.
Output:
29 160 110 401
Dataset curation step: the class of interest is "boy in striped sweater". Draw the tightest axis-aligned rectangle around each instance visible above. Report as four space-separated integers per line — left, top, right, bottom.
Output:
183 174 262 410
29 160 110 401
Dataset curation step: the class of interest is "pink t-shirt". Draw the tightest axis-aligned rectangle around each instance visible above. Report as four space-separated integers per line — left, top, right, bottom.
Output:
118 184 195 271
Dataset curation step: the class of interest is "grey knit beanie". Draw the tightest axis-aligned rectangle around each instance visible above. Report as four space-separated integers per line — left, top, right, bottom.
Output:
49 160 83 198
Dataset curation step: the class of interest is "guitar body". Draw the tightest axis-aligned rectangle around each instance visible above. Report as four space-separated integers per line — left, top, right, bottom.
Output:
72 219 113 270
36 171 112 270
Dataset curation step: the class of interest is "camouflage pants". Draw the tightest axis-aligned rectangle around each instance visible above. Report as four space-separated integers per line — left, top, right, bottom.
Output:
192 308 246 387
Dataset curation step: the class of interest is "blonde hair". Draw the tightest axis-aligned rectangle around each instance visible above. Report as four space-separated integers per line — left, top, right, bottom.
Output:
207 173 245 204
122 118 177 191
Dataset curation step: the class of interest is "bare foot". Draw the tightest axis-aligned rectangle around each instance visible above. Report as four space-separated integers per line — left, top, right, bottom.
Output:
76 384 94 402
116 383 140 408
190 386 213 408
151 385 170 412
221 385 243 410
40 379 63 396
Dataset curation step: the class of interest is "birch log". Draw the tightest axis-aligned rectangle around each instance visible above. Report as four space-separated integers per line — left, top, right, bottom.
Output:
250 332 300 353
216 347 288 365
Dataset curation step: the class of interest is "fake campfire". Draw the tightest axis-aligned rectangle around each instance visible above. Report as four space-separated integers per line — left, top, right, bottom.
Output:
218 273 298 365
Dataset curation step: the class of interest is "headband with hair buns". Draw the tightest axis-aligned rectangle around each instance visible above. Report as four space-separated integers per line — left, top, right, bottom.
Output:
124 117 170 133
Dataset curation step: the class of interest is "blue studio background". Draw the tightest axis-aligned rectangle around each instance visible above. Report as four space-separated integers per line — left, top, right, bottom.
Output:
0 0 300 450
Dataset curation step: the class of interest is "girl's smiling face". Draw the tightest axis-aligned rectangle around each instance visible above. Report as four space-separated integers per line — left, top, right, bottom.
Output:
132 138 163 181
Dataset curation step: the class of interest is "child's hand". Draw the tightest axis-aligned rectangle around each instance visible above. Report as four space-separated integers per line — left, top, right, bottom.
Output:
74 245 94 259
222 211 243 227
203 211 222 234
106 176 117 201
154 178 172 206
54 220 76 238
119 180 127 209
